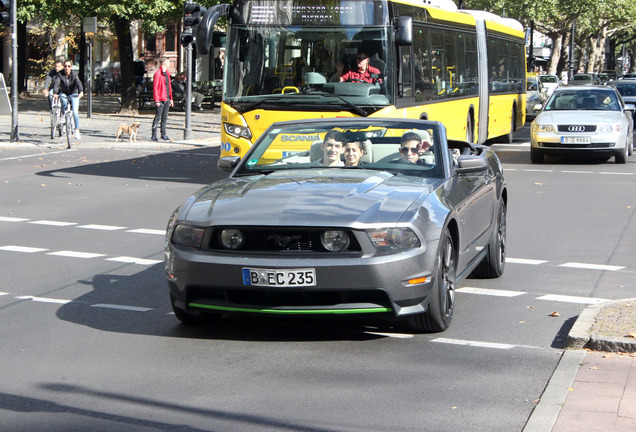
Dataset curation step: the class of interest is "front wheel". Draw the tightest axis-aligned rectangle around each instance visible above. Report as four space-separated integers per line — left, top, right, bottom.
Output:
408 229 456 333
615 141 628 164
50 110 57 139
471 200 506 278
65 111 74 149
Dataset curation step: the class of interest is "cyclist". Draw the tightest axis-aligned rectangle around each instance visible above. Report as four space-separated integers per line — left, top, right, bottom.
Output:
43 60 64 108
53 59 84 140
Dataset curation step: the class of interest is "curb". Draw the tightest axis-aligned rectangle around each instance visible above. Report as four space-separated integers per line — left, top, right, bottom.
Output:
567 298 636 353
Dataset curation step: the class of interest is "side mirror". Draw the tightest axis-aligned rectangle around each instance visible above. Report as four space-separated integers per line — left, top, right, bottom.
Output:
624 104 636 111
533 103 543 112
455 155 488 174
217 156 241 173
396 16 413 46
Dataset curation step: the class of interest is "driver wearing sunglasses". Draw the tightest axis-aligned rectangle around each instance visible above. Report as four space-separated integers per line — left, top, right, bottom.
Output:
399 131 432 165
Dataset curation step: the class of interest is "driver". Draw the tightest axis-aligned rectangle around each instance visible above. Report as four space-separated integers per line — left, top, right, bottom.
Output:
340 50 382 84
319 130 345 166
399 131 432 165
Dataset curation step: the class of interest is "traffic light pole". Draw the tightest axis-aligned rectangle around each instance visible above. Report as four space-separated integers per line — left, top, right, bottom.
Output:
10 0 18 141
184 42 193 140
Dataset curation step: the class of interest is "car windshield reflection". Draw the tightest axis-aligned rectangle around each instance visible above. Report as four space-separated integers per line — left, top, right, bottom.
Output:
545 90 621 111
236 122 444 178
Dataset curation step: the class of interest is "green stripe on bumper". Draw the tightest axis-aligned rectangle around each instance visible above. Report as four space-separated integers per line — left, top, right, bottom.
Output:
189 303 392 315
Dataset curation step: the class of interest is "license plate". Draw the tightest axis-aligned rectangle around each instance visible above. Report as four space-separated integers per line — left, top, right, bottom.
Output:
242 268 316 287
561 136 591 144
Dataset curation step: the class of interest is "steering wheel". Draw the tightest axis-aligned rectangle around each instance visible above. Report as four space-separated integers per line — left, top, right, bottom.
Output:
345 78 366 83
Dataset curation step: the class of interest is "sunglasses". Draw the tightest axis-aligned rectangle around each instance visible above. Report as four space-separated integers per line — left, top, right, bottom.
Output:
356 57 368 61
400 146 419 155
64 65 72 68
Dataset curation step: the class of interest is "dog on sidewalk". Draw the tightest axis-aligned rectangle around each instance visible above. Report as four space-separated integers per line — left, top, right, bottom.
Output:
115 122 141 142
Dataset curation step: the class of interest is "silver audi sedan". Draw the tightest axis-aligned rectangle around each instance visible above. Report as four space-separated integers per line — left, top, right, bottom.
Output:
530 85 635 163
165 118 507 333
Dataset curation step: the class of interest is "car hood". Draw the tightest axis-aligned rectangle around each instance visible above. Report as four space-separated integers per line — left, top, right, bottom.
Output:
182 169 441 227
536 110 626 123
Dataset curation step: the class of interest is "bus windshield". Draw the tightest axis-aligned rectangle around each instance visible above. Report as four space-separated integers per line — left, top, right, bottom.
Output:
225 11 392 115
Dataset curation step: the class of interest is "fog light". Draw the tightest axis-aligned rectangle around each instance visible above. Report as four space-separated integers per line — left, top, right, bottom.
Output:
220 229 245 250
321 230 350 252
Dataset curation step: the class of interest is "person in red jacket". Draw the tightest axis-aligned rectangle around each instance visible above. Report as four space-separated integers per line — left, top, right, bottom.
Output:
340 50 382 84
152 58 174 141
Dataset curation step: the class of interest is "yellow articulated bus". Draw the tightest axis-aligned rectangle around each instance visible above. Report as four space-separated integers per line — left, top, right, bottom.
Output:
196 0 526 159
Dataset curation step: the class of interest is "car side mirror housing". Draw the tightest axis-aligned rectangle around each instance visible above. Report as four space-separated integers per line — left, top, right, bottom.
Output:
533 103 543 112
625 104 636 111
455 155 488 174
217 156 241 173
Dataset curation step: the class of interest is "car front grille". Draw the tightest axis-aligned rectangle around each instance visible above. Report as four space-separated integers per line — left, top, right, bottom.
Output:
557 125 597 132
209 227 362 253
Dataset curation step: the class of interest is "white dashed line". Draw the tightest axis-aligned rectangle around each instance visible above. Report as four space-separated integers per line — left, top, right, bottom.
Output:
125 229 165 235
599 172 633 176
46 251 107 259
535 294 609 304
15 295 72 304
0 216 29 222
456 287 525 297
90 304 153 312
29 220 77 227
506 258 548 265
0 149 78 161
0 246 49 253
562 170 593 174
78 224 127 231
106 256 162 266
431 338 520 350
559 262 625 271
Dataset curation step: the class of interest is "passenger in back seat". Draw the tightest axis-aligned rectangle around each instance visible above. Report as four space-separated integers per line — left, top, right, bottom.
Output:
344 141 366 166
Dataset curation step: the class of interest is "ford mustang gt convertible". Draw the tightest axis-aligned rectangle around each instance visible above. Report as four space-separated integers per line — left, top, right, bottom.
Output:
165 118 507 332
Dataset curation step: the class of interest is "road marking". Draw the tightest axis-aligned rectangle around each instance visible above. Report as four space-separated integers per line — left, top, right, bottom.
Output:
599 172 633 176
46 251 107 259
0 245 49 253
126 228 165 235
363 331 414 339
0 216 30 222
0 292 9 296
535 294 609 304
524 169 554 173
506 258 548 265
562 170 593 174
0 149 78 162
77 224 127 231
29 220 77 227
90 304 153 312
559 262 625 271
431 338 519 350
15 295 72 304
457 287 525 297
106 256 162 266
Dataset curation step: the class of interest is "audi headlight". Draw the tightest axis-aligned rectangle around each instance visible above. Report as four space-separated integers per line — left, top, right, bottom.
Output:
367 228 421 254
321 230 350 252
533 123 555 133
598 124 621 132
220 229 245 250
172 224 206 248
224 123 252 140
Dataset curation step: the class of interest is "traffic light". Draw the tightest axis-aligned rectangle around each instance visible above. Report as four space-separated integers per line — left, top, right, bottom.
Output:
1 0 11 28
182 2 205 46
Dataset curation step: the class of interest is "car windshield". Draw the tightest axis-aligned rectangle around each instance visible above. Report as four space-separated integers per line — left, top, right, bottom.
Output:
545 90 621 111
235 121 444 179
539 75 558 83
613 82 636 97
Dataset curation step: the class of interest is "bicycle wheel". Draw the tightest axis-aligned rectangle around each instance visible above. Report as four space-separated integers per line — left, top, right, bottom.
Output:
50 109 57 139
65 111 74 149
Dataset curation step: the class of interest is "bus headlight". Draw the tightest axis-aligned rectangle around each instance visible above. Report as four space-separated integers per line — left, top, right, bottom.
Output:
224 123 253 140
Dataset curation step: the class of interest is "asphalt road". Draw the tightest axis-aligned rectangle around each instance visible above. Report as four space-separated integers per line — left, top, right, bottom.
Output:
0 124 635 431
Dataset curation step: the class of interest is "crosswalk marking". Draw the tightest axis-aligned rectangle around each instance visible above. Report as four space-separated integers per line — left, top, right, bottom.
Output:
15 295 72 304
46 251 107 259
106 256 162 266
0 245 49 253
29 220 78 226
126 229 165 235
78 224 127 231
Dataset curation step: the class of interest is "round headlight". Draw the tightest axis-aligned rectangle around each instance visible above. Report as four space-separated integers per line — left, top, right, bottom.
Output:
321 230 350 252
220 229 245 250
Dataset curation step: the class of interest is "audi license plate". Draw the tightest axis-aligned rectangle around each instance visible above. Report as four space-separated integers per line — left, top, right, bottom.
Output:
561 136 591 144
242 268 316 287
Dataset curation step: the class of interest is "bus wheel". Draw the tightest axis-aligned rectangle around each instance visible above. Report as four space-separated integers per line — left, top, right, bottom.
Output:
466 114 474 143
501 110 515 143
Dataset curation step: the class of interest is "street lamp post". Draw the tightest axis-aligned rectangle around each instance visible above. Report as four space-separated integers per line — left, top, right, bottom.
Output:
568 21 576 80
83 17 97 119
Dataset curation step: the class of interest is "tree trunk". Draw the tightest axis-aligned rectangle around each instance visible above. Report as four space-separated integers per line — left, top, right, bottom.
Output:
548 32 563 75
112 14 138 114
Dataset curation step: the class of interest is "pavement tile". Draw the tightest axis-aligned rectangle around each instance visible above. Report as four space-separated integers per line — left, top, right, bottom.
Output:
564 381 624 398
615 416 636 432
560 392 621 413
552 410 617 432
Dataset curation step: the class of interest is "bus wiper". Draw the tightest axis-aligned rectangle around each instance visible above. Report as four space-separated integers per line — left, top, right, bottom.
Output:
320 94 368 117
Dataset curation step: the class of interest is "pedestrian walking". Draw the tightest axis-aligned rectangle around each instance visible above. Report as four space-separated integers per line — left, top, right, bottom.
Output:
152 58 174 141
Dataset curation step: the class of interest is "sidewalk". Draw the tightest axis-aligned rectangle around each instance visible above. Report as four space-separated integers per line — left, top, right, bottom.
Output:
0 94 222 148
524 299 636 432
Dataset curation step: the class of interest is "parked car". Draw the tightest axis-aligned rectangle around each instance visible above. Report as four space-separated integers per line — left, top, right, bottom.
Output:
608 80 636 120
537 74 560 96
530 86 635 163
620 73 636 80
165 118 508 333
526 76 547 119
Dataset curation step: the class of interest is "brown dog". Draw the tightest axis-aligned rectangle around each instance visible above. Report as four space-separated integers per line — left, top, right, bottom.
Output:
116 122 141 142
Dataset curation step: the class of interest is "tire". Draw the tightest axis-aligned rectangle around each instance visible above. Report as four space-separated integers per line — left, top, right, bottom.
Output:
530 147 544 164
627 136 633 157
408 228 456 333
466 114 474 143
471 200 506 278
500 109 515 143
50 110 57 139
65 111 73 149
170 293 222 325
615 142 627 164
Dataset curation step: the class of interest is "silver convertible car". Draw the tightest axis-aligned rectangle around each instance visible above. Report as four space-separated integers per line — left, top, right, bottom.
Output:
530 85 635 163
165 119 507 332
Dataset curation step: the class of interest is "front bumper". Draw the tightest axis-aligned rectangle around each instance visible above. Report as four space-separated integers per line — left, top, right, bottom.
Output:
165 243 439 318
531 130 627 156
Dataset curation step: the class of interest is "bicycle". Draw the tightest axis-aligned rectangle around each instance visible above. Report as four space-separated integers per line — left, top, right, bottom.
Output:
50 95 77 149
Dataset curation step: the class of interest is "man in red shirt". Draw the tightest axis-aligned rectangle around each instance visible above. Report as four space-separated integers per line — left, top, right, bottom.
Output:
340 51 382 84
152 58 174 141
